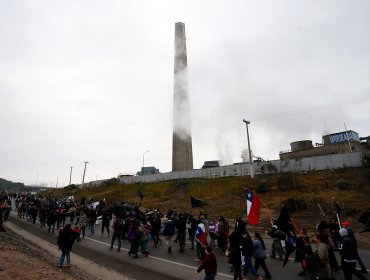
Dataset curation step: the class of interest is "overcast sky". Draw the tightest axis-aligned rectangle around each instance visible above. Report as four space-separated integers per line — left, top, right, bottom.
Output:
1 0 369 187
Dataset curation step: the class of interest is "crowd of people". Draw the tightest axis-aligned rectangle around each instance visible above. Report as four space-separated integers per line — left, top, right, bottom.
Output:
0 190 368 280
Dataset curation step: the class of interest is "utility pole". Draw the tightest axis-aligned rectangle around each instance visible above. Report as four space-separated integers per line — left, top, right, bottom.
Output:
243 119 254 178
82 161 89 186
56 177 59 188
69 166 73 185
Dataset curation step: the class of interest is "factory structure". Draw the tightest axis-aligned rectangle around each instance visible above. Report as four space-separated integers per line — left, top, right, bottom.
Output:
279 130 363 160
172 22 194 172
88 23 369 187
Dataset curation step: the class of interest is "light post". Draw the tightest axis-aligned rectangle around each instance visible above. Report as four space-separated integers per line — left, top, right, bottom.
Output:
142 150 150 175
243 119 254 178
82 161 89 186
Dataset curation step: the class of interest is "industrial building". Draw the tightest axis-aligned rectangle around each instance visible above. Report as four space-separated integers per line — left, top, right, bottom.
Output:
279 130 363 160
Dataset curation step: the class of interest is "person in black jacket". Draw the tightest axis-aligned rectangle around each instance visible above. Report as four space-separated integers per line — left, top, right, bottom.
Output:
241 230 262 280
339 228 366 280
57 224 79 267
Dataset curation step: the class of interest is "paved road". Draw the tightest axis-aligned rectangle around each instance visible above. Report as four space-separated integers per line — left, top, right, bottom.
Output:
7 213 370 280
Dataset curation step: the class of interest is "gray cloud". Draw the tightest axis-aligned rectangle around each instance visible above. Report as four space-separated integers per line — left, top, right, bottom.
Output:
1 1 369 185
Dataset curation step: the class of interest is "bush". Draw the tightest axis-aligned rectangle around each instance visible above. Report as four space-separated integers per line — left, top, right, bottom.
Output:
260 162 278 173
256 183 271 194
102 178 119 187
282 198 307 212
336 179 351 190
64 184 78 191
277 172 302 191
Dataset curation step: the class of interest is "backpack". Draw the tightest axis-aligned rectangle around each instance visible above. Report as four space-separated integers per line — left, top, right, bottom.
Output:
116 219 124 231
163 220 175 236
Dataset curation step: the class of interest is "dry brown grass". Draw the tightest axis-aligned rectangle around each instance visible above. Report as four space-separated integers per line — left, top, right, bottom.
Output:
42 167 370 241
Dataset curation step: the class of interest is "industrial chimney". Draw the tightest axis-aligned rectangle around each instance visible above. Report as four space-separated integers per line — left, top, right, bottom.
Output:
172 22 194 171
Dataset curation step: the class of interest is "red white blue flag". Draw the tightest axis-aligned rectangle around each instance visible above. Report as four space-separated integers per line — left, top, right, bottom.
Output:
246 190 261 225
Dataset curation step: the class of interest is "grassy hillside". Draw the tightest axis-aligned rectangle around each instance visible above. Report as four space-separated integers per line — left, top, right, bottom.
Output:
41 168 370 230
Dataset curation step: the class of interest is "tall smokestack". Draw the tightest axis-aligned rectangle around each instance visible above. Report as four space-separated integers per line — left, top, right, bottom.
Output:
172 22 193 171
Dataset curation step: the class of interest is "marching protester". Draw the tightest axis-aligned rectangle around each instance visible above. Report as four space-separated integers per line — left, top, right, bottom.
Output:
312 233 332 280
197 245 218 280
339 228 367 280
253 232 272 279
127 218 140 258
162 215 176 253
341 221 368 274
241 230 262 280
110 215 124 252
228 225 243 280
295 227 310 276
217 216 229 255
195 216 208 261
78 209 87 239
138 216 151 256
57 223 79 268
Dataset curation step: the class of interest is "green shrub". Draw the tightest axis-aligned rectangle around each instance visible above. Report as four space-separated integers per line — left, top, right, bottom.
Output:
282 198 307 212
102 178 119 187
64 184 78 191
336 179 351 190
256 183 270 194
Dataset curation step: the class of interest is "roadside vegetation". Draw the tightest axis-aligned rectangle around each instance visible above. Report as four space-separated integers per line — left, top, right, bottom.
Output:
41 167 370 234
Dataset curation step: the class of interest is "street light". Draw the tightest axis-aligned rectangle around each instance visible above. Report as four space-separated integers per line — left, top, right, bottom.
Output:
142 150 150 175
243 119 254 178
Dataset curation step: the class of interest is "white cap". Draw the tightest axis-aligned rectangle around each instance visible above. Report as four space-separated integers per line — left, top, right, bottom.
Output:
339 228 348 237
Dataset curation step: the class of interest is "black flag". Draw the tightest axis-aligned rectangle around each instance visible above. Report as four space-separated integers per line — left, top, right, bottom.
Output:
137 190 144 200
333 200 341 217
191 196 206 208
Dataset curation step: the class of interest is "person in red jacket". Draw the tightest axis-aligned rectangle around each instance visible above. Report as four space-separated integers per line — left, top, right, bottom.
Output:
197 246 217 280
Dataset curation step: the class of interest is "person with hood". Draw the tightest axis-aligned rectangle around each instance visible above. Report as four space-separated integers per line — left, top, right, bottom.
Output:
241 230 262 280
57 224 79 267
342 221 367 274
197 245 218 280
339 228 367 280
228 226 243 280
253 232 272 279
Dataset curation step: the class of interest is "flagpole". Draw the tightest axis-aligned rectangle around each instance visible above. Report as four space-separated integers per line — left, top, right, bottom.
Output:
260 198 274 224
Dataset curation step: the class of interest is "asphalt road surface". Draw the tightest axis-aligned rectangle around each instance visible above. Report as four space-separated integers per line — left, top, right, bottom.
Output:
8 213 370 280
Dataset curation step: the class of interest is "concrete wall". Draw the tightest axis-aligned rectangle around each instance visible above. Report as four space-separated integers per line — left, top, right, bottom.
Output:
115 152 363 185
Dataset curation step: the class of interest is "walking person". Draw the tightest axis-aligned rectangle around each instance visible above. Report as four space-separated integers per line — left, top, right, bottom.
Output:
228 227 242 280
57 224 79 268
78 210 87 239
217 216 229 255
127 218 140 258
339 228 367 280
342 221 368 274
197 245 218 280
101 208 111 237
162 216 176 253
110 216 124 252
241 231 262 280
253 233 272 279
312 233 332 280
295 228 310 276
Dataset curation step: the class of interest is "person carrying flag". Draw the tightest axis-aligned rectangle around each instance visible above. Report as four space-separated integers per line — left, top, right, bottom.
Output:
195 216 208 261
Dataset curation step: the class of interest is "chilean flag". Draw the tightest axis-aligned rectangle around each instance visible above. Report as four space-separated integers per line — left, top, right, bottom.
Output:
246 190 261 225
196 223 208 245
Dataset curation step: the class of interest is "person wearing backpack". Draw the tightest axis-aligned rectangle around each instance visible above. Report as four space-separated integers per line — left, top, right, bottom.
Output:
162 216 176 253
110 216 124 252
128 218 140 258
